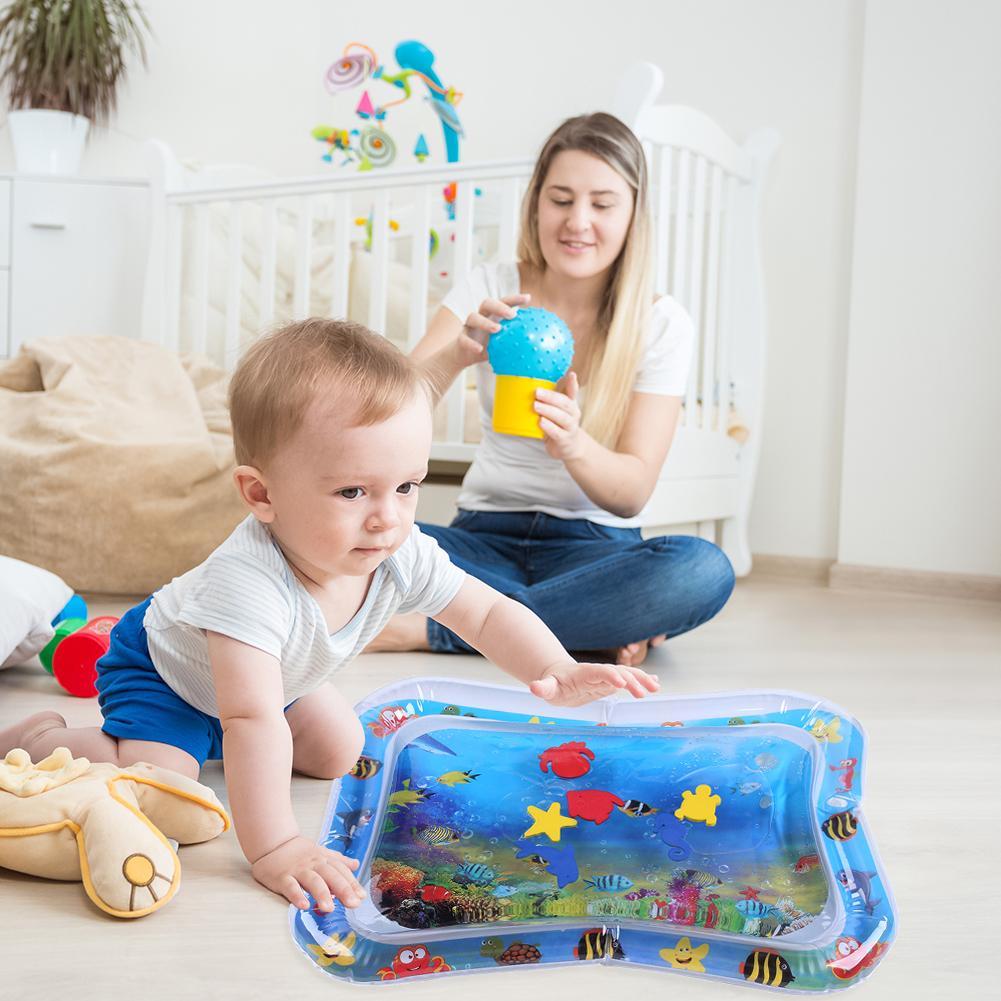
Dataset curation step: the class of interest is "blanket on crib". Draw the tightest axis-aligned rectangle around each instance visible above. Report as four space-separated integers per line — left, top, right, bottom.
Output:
0 336 244 594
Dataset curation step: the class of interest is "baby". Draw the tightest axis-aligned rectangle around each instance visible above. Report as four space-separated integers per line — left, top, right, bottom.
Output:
0 318 659 912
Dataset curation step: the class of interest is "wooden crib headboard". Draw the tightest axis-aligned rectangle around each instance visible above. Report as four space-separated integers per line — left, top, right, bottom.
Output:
140 63 779 574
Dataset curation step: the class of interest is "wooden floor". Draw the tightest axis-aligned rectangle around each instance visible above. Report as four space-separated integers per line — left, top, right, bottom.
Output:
1 574 997 997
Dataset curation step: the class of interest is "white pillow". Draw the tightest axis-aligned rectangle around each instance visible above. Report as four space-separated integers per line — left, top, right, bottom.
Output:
0 556 73 668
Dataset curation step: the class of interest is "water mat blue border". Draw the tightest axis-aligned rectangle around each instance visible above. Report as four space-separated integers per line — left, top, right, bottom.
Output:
289 679 896 990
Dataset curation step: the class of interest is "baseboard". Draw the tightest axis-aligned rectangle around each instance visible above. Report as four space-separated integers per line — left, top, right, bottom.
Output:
828 562 1001 602
748 554 834 584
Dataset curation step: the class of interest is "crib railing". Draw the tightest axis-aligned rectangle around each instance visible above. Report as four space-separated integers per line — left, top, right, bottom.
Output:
141 150 533 461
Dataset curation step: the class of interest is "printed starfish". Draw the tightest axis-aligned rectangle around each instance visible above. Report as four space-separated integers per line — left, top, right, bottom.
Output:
522 801 578 843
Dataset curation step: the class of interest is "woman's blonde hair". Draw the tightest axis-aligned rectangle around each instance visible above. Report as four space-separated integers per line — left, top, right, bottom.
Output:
517 112 653 447
229 317 427 468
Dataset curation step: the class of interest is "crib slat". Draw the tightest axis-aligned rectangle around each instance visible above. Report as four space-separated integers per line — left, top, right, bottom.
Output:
368 189 390 334
446 180 476 443
258 199 277 329
671 149 691 305
498 176 520 261
165 204 183 354
718 175 740 419
702 164 724 431
192 203 210 357
654 147 672 294
294 196 313 320
408 186 432 350
225 201 243 366
331 193 351 320
687 156 708 423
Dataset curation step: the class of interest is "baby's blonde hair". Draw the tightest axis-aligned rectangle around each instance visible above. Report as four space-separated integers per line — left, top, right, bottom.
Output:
518 112 653 448
229 317 427 468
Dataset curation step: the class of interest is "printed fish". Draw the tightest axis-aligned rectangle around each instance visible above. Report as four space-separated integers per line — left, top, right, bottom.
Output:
490 884 519 898
741 950 795 988
453 862 498 887
736 899 781 920
837 869 881 914
348 755 382 780
616 799 659 818
411 824 460 847
436 769 480 787
387 779 434 811
793 854 820 873
731 781 763 795
754 752 779 771
566 789 625 825
584 874 633 893
574 928 625 961
419 884 452 903
673 868 723 889
822 810 858 842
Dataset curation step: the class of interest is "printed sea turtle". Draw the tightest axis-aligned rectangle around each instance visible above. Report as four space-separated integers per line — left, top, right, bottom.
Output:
479 936 542 965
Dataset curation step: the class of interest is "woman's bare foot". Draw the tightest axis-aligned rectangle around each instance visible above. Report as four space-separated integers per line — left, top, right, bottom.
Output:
0 710 67 757
364 613 431 653
616 634 667 667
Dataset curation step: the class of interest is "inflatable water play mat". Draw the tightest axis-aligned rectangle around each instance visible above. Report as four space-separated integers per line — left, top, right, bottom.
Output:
290 680 895 989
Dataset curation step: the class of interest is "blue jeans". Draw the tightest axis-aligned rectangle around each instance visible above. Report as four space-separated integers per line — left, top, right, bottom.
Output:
419 511 735 655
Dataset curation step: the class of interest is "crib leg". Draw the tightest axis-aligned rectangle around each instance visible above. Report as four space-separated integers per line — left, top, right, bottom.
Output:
720 514 752 577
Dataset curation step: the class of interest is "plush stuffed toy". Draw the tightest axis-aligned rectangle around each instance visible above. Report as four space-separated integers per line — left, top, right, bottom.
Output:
0 747 230 917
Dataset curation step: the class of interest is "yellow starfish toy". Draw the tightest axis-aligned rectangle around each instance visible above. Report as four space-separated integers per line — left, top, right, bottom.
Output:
660 936 710 972
0 747 228 917
674 784 722 826
522 801 578 842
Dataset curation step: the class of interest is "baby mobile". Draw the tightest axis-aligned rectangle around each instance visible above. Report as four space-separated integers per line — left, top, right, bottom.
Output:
312 39 474 268
311 39 465 171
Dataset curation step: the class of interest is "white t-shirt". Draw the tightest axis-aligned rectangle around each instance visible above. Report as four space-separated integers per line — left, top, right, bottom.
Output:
441 261 695 528
144 516 465 716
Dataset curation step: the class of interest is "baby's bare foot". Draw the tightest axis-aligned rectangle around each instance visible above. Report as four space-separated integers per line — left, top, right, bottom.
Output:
0 710 67 758
363 613 430 653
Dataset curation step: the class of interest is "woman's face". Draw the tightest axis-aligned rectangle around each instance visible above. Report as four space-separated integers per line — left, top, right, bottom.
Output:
535 149 635 281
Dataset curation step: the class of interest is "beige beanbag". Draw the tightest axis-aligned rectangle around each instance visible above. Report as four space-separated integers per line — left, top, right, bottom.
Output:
0 335 246 594
0 747 229 917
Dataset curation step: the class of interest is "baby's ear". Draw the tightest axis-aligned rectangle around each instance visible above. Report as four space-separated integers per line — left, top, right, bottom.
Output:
233 465 274 521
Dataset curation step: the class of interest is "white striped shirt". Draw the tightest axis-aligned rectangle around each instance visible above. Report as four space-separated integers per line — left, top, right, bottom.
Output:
143 516 464 716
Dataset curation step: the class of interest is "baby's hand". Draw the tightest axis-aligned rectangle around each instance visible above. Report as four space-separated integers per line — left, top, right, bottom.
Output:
251 835 366 912
528 661 660 707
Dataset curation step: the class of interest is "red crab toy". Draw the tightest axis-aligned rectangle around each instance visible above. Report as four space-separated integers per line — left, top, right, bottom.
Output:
539 741 595 779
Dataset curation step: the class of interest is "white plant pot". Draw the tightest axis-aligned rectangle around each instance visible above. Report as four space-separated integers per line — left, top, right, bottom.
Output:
8 109 90 175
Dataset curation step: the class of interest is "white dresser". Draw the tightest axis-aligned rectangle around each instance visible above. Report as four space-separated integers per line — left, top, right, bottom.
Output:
0 173 149 358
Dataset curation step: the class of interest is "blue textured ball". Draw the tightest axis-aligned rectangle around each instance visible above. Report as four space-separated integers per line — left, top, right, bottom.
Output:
487 307 574 381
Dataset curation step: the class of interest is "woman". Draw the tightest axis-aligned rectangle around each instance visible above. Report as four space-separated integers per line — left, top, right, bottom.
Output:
369 112 735 665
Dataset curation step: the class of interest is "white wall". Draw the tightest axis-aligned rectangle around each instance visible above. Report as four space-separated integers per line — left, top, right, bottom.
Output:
0 0 867 562
837 0 1001 577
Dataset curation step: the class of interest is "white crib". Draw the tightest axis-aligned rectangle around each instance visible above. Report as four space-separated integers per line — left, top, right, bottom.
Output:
141 63 778 574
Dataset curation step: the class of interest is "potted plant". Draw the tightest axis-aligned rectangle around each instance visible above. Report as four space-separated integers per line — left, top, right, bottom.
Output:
0 0 150 174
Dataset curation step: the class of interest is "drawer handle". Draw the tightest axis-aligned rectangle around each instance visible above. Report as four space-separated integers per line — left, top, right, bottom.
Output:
29 221 67 230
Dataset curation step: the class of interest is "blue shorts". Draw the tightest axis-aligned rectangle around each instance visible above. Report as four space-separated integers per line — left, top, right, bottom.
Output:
96 596 225 766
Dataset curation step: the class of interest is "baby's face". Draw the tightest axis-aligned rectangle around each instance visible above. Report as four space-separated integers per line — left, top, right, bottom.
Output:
261 391 432 581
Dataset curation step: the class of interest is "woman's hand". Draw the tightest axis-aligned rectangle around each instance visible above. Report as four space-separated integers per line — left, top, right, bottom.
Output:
528 659 660 707
535 371 585 461
454 294 531 369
